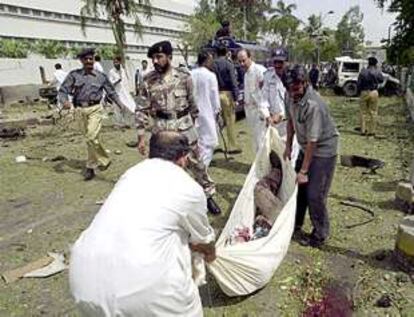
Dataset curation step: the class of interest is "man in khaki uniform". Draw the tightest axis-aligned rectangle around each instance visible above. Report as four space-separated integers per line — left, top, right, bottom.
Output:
135 41 221 215
59 48 126 181
357 56 384 136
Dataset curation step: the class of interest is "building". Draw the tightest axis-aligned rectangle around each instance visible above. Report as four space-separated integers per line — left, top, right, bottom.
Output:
0 0 193 60
365 46 387 64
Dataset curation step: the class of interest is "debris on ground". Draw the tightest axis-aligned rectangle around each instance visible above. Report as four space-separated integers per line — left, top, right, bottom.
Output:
2 256 54 283
340 155 385 173
23 252 67 278
114 150 122 155
15 155 27 163
0 127 25 139
376 294 392 308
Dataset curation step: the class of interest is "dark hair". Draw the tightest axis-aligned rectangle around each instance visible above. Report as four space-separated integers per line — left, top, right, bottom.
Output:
114 56 122 62
197 50 211 66
368 57 378 66
217 45 228 57
142 60 148 65
221 20 230 27
237 48 251 58
149 131 190 162
54 63 62 70
95 55 101 62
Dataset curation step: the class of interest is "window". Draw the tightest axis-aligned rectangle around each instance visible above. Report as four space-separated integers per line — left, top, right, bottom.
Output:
32 9 41 16
20 7 30 14
54 13 62 19
0 5 4 11
342 62 360 73
8 6 18 13
44 11 52 17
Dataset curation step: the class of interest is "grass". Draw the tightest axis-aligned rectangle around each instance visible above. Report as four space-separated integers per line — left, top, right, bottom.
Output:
0 95 414 316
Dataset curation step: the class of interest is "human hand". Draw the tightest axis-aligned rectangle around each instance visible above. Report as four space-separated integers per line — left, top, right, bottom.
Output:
137 137 146 156
265 116 272 127
296 171 309 185
63 101 72 110
271 113 282 125
204 250 216 263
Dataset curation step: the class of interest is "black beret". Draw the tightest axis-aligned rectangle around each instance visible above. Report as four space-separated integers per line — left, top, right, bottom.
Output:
147 41 173 58
368 56 378 66
77 47 95 59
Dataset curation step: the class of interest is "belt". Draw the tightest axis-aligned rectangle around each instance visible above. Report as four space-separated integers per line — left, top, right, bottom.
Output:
155 108 190 120
74 100 101 108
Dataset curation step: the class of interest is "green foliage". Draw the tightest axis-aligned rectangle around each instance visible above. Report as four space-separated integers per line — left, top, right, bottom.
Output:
374 0 414 65
31 40 67 59
266 1 300 46
335 6 365 57
80 0 152 63
96 44 120 60
0 39 30 58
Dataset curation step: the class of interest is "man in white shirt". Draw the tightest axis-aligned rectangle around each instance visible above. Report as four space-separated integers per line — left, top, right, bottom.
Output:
108 56 136 127
49 63 68 91
192 51 221 167
70 131 216 317
262 48 289 137
237 49 267 152
93 55 104 73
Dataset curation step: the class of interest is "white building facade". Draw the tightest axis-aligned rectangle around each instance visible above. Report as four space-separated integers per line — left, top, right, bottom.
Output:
0 0 193 60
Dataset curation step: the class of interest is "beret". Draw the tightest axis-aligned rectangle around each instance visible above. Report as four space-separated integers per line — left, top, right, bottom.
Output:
271 47 288 62
147 41 173 58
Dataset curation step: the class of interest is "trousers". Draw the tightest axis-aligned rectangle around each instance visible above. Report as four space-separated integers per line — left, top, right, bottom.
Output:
360 90 379 135
219 91 238 151
295 151 336 240
79 104 111 169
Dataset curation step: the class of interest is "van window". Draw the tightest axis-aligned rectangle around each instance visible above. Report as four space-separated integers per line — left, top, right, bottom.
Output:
342 62 360 73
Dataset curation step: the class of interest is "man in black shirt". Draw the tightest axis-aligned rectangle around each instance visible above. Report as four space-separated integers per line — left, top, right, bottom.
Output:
213 46 241 154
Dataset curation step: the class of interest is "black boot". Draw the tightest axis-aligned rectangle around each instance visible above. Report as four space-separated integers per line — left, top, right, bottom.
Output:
83 168 95 181
207 197 221 215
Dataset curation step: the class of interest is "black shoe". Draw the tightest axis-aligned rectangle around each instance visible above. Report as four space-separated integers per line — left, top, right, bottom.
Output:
98 161 112 171
207 197 221 215
83 168 95 181
308 233 326 248
292 229 310 246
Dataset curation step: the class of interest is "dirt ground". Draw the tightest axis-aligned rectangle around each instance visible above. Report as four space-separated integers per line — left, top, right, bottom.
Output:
1 95 414 316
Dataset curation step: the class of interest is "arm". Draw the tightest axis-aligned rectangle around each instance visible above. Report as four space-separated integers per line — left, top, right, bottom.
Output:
260 75 271 120
102 74 124 109
283 118 295 161
135 80 153 155
210 75 221 115
228 62 239 101
58 72 75 108
190 242 216 263
186 75 198 120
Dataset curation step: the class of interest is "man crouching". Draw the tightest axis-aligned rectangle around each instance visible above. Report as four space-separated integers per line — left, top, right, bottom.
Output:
69 131 216 316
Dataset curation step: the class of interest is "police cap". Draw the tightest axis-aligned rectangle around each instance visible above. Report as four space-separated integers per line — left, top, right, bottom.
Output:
77 47 95 59
271 47 288 62
147 41 173 58
285 64 307 86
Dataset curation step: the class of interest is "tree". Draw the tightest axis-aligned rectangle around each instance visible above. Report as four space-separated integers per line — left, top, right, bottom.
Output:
335 6 365 57
374 0 414 64
97 44 119 60
80 0 152 64
266 0 300 46
31 40 67 59
0 39 30 58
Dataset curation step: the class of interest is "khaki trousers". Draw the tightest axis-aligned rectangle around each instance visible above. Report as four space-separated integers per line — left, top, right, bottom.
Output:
219 91 238 151
360 90 379 135
79 104 111 169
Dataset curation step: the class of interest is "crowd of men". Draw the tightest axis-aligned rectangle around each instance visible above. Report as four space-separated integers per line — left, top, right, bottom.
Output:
46 38 387 316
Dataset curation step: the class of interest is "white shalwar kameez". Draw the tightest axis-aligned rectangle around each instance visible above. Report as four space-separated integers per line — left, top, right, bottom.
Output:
243 62 267 153
70 158 215 317
108 66 136 125
50 69 68 110
191 66 221 167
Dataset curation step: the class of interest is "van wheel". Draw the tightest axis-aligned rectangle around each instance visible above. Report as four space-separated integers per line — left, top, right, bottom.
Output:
343 81 359 97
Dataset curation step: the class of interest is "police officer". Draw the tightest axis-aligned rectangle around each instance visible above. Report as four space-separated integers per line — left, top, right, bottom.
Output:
283 65 339 247
357 56 384 136
59 48 126 181
262 47 289 136
135 41 221 215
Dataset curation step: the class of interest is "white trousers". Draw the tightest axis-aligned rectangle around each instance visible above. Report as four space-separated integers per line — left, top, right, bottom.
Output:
199 143 215 167
245 105 267 153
